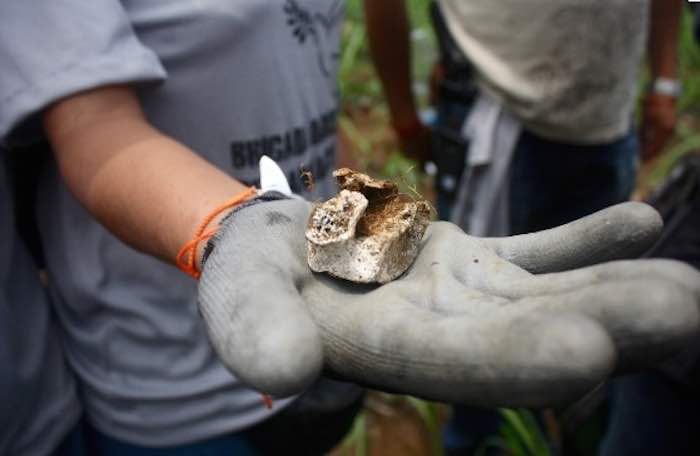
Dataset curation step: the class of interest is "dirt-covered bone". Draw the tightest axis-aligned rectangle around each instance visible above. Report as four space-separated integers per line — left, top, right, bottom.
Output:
306 168 431 283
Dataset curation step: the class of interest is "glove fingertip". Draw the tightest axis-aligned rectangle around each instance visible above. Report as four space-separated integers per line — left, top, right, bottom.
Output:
239 325 324 397
201 303 324 396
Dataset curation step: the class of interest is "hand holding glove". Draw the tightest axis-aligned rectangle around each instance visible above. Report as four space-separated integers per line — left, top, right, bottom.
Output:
198 159 700 408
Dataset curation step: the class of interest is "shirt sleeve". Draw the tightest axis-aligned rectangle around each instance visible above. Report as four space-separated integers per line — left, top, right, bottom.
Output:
0 0 167 142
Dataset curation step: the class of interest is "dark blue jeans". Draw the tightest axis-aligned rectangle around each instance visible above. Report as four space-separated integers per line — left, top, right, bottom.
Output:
52 421 87 456
508 130 638 235
433 95 638 231
600 372 700 455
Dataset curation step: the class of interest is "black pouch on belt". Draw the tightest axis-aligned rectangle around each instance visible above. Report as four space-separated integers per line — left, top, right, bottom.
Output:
432 124 468 200
429 1 477 201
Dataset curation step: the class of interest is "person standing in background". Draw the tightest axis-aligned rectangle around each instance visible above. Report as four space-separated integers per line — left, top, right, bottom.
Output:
369 0 681 235
366 0 681 453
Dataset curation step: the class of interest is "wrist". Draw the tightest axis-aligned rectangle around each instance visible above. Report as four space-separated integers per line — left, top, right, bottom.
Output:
649 77 681 99
393 115 424 141
644 92 677 109
177 187 258 279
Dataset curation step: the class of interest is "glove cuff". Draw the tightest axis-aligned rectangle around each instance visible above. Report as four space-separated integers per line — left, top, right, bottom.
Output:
200 191 292 268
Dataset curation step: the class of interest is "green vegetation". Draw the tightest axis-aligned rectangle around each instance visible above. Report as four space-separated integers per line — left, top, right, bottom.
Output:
475 409 552 456
340 0 434 107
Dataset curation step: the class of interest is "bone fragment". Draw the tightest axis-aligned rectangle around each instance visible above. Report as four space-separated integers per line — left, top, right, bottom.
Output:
306 169 431 283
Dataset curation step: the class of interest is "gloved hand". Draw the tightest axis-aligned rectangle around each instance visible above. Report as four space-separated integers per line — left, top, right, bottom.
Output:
198 167 700 408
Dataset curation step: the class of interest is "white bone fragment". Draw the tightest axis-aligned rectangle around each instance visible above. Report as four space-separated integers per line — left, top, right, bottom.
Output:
306 169 431 283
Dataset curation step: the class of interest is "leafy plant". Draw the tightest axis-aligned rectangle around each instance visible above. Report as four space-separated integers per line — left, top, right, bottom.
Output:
476 409 552 456
337 410 368 456
406 396 445 456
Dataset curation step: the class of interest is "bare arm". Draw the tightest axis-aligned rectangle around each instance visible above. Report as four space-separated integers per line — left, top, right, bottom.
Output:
648 0 682 80
641 0 682 162
363 0 418 130
42 85 248 266
363 0 430 163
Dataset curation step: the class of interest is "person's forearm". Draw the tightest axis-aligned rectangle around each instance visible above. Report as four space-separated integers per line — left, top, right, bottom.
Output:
363 0 419 129
43 85 248 266
648 0 682 79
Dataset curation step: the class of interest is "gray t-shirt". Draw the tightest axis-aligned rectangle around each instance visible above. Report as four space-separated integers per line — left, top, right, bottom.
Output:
0 158 81 456
439 0 648 143
1 0 343 446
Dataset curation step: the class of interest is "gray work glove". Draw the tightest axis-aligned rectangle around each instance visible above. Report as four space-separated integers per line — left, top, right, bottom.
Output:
199 174 700 409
